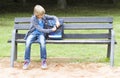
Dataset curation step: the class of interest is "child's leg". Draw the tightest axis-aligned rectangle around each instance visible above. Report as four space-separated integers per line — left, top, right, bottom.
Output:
38 34 47 69
38 34 47 59
24 34 36 61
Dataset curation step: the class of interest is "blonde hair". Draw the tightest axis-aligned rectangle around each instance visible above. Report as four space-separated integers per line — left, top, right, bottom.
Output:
34 5 45 16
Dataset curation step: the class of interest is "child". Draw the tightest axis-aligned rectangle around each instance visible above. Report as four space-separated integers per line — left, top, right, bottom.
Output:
23 5 60 70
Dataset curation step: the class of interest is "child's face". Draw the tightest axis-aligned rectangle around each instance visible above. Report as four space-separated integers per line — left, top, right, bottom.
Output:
36 14 44 19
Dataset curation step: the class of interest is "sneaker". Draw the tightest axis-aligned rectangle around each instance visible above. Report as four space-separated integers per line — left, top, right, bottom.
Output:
41 59 47 69
23 60 30 70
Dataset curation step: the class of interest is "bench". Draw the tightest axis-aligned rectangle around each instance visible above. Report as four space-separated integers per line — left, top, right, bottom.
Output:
8 17 116 67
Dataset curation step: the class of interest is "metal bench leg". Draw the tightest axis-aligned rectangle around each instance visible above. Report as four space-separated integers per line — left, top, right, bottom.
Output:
14 43 17 61
11 41 15 67
10 49 15 67
110 30 115 67
10 30 16 67
107 44 110 58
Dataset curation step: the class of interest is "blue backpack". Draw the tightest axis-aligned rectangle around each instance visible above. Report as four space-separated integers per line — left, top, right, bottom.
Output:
44 18 64 40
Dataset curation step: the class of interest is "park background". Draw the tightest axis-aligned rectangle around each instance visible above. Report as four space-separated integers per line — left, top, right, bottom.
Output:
0 0 120 66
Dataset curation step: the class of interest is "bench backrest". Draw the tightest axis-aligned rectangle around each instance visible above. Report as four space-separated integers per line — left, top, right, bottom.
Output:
14 17 113 39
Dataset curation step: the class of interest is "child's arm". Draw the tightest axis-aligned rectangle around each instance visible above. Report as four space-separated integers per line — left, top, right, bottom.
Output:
31 15 56 33
44 14 60 28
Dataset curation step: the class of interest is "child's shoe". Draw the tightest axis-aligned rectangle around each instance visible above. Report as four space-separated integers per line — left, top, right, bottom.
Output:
41 59 47 69
23 60 30 70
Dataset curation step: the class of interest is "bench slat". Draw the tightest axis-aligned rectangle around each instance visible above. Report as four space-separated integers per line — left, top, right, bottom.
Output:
16 33 110 39
15 17 113 23
15 17 31 23
14 24 30 30
60 17 113 23
14 39 111 44
64 23 112 29
46 40 111 44
64 34 110 39
14 23 112 30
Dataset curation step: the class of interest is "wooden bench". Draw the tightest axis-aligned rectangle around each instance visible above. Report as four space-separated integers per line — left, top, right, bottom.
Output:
8 17 116 67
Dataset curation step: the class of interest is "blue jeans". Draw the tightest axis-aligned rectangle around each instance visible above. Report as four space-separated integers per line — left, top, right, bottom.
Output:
24 34 46 61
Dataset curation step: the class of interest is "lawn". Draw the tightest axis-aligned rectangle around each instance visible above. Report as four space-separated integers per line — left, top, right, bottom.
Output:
0 3 120 66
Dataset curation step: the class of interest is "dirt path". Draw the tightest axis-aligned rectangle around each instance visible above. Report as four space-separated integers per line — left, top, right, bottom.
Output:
0 57 120 78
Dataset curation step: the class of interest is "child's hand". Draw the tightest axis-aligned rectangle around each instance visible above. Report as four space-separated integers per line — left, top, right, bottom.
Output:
52 26 57 32
56 21 60 28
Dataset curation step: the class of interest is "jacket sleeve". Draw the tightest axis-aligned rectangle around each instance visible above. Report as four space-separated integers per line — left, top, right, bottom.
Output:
30 15 53 33
44 14 59 23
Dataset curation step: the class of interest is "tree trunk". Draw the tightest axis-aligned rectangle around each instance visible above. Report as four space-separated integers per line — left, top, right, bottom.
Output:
23 0 26 6
113 0 117 4
57 0 67 9
13 0 18 2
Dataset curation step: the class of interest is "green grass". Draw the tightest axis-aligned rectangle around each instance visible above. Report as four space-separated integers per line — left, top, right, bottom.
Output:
0 3 120 66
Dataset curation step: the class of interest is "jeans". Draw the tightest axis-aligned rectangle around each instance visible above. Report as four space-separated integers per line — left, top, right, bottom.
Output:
24 34 46 61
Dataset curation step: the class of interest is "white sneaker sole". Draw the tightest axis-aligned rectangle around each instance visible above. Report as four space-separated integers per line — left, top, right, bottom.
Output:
23 62 30 70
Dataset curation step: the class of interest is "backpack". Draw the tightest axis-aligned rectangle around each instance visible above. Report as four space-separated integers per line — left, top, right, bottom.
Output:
44 18 64 40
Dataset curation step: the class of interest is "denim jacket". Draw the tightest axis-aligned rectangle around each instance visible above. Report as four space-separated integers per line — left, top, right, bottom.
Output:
24 14 59 40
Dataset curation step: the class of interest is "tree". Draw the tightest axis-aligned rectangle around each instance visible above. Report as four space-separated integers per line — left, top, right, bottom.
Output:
13 0 18 2
57 0 67 9
13 0 26 6
22 0 26 6
113 0 117 4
